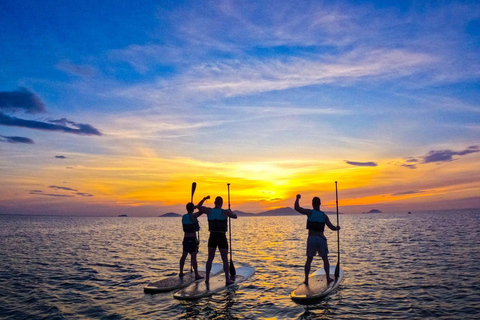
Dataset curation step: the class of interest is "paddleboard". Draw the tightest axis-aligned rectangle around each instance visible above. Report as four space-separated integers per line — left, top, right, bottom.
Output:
144 263 223 294
173 266 255 300
290 266 344 303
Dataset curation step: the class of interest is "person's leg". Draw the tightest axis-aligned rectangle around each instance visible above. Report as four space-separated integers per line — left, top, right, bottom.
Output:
205 246 216 283
322 255 333 282
304 255 314 285
219 248 234 285
179 251 188 276
191 251 203 280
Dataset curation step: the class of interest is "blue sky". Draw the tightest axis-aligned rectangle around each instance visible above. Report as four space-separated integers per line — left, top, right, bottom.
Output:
1 0 479 215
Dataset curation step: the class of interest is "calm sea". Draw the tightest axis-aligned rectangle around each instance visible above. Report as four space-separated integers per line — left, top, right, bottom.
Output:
0 209 479 319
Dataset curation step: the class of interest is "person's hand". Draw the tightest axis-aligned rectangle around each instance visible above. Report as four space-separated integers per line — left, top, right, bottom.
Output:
337 226 341 231
296 194 301 199
204 195 210 200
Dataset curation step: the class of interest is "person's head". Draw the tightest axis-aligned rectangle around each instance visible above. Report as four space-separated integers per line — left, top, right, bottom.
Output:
214 196 223 208
186 202 195 213
312 197 321 210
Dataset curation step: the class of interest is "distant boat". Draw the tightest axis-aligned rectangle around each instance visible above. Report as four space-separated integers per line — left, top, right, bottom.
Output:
408 211 412 214
118 214 128 217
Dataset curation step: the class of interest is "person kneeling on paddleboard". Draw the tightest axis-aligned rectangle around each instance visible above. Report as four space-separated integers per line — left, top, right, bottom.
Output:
294 194 340 285
179 201 205 280
197 195 237 286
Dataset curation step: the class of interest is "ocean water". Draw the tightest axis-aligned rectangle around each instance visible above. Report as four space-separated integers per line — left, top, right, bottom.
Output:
0 209 479 319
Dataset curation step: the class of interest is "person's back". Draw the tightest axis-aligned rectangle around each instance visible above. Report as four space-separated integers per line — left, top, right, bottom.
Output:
197 196 237 285
178 203 203 280
294 194 339 285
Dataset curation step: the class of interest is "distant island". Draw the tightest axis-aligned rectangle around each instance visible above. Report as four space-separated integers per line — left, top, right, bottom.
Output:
118 214 128 217
363 209 382 214
160 212 182 217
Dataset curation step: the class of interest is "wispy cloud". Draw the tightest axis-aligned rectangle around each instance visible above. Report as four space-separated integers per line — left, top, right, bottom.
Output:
56 60 97 77
392 190 426 196
55 155 66 159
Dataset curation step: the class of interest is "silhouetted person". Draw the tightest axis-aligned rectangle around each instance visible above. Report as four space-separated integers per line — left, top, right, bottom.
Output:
197 195 237 286
179 202 204 280
295 194 340 285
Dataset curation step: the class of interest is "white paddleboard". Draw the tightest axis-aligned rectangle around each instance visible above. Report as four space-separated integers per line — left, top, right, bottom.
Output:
173 266 255 300
290 266 344 303
144 263 223 294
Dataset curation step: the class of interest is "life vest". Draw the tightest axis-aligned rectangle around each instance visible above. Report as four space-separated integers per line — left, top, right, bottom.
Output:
208 208 227 232
182 213 200 232
306 210 326 232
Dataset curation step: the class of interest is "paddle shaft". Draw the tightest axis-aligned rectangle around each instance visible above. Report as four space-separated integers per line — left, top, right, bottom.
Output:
191 182 198 271
334 181 340 279
227 183 236 277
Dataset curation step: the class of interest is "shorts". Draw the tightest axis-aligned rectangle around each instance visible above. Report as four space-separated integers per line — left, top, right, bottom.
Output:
183 236 198 253
306 235 329 257
208 232 228 250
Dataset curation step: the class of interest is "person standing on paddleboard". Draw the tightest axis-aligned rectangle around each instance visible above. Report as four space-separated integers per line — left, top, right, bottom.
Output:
295 194 340 285
179 201 206 280
197 195 237 286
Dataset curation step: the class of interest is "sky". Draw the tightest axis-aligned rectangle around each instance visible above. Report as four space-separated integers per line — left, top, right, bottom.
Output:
1 0 479 216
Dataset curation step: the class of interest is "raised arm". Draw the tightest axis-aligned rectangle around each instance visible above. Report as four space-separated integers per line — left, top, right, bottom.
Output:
196 195 211 215
294 194 311 215
324 214 340 231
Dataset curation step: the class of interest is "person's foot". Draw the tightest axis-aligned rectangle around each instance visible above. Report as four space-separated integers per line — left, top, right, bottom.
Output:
327 277 334 283
303 279 309 286
178 273 185 277
195 275 204 280
226 280 235 286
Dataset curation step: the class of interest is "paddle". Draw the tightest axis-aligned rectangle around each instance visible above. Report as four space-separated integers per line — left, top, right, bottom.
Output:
227 183 236 278
191 182 197 272
334 181 341 280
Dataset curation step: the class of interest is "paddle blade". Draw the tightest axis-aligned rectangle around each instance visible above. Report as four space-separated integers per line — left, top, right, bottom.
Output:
334 261 340 279
230 260 236 277
191 182 197 202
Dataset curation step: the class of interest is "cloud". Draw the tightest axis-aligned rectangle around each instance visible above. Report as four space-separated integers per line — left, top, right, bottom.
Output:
401 164 417 169
55 155 66 159
0 135 34 144
0 113 102 136
56 60 97 77
49 185 78 192
30 185 94 198
75 192 94 197
422 146 480 163
0 88 102 136
0 88 46 113
392 190 426 196
345 160 378 167
30 190 74 197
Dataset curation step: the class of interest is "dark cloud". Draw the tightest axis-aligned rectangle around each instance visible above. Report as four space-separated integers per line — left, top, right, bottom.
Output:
422 146 479 164
0 135 34 144
405 158 419 163
0 113 102 136
0 88 46 113
76 192 94 197
30 190 74 197
30 186 94 198
49 185 78 192
55 155 66 159
401 164 417 169
0 88 102 136
345 160 378 167
392 190 425 196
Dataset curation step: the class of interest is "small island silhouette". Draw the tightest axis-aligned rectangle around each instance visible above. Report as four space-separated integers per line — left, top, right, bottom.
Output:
363 209 382 214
